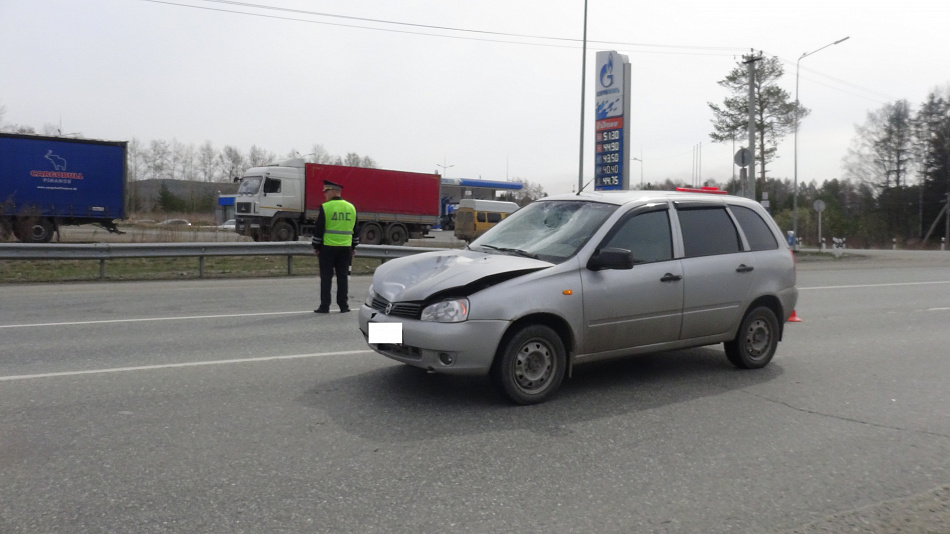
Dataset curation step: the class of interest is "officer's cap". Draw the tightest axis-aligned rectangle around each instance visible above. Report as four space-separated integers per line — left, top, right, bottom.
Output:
323 180 343 192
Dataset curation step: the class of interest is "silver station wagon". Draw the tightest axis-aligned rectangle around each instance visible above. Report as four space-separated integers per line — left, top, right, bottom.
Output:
358 189 798 404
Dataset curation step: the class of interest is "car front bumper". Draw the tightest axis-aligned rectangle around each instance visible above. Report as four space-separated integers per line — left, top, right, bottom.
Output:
357 305 508 376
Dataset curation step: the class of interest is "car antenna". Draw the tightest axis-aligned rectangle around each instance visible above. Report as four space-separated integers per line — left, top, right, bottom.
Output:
577 178 594 195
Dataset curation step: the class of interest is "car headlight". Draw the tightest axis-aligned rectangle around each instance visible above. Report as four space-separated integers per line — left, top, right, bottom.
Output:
365 285 376 307
421 298 469 323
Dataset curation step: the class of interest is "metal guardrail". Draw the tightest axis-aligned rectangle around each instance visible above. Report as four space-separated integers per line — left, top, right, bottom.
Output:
0 242 444 279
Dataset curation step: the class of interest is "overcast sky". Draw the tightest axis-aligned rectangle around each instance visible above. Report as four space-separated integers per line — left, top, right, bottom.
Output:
2 0 949 195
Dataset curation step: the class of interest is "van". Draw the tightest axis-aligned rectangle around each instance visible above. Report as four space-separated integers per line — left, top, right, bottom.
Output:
453 199 520 241
359 189 798 405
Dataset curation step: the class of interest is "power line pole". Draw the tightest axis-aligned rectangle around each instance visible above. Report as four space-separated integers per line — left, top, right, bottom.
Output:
743 51 763 200
577 0 588 193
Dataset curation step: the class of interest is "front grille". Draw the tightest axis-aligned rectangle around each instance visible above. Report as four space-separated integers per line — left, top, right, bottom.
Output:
376 343 422 360
236 202 252 214
370 296 422 319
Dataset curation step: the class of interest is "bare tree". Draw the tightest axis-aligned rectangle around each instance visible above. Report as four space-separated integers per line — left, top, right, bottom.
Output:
844 100 915 191
197 141 220 183
360 155 377 168
168 139 184 180
218 145 246 182
247 145 275 167
175 140 198 181
343 152 363 167
502 178 547 206
146 139 171 180
307 144 334 164
126 137 146 182
7 124 36 134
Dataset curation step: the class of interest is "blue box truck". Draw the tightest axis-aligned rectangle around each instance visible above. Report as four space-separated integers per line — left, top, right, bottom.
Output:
0 133 127 243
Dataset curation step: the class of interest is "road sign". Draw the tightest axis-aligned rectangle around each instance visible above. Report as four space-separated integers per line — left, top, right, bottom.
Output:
734 148 752 168
813 199 826 213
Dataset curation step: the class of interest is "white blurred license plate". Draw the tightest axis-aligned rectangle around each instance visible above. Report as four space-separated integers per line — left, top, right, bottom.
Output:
368 322 402 344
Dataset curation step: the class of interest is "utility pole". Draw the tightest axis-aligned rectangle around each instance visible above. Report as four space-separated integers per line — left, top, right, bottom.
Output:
577 0 589 194
743 51 763 200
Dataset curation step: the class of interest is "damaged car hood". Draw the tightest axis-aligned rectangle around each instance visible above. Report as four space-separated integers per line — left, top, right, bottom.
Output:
374 249 552 302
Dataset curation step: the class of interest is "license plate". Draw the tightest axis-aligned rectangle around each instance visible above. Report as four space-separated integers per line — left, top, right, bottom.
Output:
368 322 402 344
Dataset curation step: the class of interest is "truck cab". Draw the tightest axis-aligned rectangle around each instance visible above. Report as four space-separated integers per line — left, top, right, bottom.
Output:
235 159 306 241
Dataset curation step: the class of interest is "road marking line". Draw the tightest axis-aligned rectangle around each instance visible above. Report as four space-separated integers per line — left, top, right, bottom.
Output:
0 350 375 382
800 280 950 290
0 311 313 329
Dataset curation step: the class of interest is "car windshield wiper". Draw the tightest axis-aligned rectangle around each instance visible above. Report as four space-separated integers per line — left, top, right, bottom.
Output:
477 244 538 259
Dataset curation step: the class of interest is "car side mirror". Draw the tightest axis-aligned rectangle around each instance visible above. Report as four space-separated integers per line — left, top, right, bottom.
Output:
587 247 635 271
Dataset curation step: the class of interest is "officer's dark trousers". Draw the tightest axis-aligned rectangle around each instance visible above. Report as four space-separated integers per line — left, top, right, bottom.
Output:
318 246 351 310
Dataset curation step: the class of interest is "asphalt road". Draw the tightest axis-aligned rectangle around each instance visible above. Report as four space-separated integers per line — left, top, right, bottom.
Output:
1 250 949 533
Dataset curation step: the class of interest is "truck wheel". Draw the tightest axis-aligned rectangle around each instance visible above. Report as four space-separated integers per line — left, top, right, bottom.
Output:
359 223 383 245
15 218 55 243
724 306 779 369
0 219 12 241
490 325 566 405
271 221 296 241
385 224 408 246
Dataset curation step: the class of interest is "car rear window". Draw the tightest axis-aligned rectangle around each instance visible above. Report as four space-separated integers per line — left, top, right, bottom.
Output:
730 205 779 251
677 206 741 257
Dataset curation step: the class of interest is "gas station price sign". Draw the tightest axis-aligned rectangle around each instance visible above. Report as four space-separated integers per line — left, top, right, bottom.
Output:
595 118 624 190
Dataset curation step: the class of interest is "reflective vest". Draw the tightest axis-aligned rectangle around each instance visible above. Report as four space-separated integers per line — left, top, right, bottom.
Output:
322 199 357 247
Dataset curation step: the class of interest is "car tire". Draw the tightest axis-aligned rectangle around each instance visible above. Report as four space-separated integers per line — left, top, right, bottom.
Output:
724 306 779 369
490 325 566 405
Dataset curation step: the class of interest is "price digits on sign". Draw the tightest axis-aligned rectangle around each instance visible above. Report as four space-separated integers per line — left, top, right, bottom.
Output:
595 124 623 190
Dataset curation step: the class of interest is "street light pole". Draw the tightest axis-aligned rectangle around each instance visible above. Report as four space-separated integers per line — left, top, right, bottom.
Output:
577 0 589 194
437 158 454 179
632 155 643 189
794 36 849 249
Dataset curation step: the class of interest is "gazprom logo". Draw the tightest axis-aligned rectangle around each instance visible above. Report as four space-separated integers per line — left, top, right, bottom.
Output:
600 53 614 88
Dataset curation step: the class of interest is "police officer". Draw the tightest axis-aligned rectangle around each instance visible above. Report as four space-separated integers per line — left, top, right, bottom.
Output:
312 180 358 313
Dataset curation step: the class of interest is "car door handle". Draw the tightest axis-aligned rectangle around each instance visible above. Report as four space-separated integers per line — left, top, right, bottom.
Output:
660 273 682 282
736 264 754 273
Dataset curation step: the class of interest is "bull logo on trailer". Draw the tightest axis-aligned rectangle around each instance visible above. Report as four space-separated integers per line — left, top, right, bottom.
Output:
44 150 67 170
